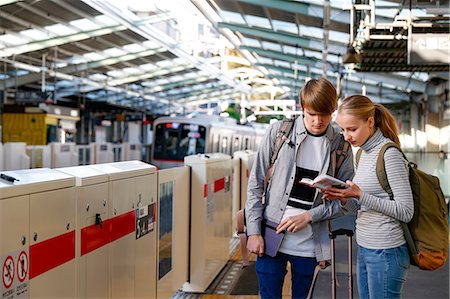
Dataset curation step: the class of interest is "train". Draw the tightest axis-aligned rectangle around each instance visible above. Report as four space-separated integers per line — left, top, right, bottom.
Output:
151 115 268 169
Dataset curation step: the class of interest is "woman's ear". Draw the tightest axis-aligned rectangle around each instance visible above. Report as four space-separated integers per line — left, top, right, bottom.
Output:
367 116 375 129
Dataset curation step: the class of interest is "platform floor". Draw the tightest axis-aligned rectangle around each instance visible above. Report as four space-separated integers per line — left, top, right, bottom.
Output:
173 234 450 299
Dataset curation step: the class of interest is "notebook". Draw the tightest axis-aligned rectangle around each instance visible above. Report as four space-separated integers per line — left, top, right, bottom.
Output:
262 219 285 257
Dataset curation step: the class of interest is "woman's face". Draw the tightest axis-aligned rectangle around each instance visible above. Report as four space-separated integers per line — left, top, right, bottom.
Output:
336 112 374 147
303 107 333 136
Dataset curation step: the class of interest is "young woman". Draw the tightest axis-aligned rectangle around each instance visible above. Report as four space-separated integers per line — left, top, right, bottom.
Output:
323 95 414 299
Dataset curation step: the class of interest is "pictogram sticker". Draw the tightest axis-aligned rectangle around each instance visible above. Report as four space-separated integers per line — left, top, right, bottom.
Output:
2 256 14 289
16 251 28 283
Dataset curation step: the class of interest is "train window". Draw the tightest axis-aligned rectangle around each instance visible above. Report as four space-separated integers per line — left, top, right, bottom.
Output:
153 123 206 161
233 137 240 152
221 137 228 153
244 137 249 150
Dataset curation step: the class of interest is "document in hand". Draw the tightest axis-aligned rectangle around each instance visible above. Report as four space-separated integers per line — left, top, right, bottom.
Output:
300 174 349 190
262 220 285 257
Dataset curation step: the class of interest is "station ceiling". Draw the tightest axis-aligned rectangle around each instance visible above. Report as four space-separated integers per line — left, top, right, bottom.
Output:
0 0 448 115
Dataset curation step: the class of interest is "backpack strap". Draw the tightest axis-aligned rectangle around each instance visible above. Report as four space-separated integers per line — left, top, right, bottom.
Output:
375 142 409 200
261 115 296 204
331 137 350 176
355 148 362 169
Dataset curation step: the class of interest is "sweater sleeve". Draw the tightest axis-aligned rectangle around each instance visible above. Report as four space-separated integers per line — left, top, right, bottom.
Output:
359 147 414 222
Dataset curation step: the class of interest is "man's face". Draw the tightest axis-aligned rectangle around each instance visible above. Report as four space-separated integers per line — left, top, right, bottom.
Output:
303 107 333 135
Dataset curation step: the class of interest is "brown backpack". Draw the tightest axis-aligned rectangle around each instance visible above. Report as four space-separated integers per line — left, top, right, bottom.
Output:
236 117 349 266
356 143 449 270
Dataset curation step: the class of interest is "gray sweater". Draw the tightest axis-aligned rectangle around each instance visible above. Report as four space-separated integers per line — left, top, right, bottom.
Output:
353 129 414 249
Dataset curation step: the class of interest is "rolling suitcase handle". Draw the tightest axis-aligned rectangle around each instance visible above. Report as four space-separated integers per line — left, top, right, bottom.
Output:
330 229 354 299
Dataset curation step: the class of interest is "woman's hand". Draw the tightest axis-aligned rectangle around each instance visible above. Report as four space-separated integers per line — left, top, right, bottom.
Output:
322 181 362 204
276 212 312 234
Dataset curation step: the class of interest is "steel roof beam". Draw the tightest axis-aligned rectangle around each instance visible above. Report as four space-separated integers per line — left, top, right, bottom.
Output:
218 22 347 51
3 47 166 89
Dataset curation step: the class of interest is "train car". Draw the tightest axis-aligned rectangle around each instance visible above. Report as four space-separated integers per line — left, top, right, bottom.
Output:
151 115 267 169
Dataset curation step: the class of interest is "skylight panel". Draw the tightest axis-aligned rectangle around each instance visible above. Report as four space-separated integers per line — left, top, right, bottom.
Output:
140 63 157 71
170 75 184 82
45 24 77 35
274 60 291 69
107 70 125 78
261 41 282 52
122 43 146 53
69 56 87 64
272 20 298 35
83 52 105 61
142 40 160 48
257 57 273 65
94 15 119 26
89 73 108 81
156 60 173 68
103 47 127 57
70 19 99 31
155 78 170 85
172 57 186 64
328 30 350 44
20 29 52 41
300 25 323 39
0 34 28 46
245 15 271 29
241 37 260 47
219 11 245 24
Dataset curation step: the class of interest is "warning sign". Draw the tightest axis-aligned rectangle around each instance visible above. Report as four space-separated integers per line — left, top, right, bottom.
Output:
1 249 29 299
136 203 155 239
2 256 14 289
16 252 27 283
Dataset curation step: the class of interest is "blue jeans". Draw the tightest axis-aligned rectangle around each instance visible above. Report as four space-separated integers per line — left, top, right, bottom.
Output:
357 243 410 299
256 252 317 299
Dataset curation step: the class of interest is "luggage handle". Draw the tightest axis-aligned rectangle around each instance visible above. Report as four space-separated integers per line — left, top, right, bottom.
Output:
329 228 353 239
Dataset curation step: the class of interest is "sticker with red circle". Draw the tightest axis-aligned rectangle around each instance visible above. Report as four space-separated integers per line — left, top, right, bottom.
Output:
2 256 14 289
16 251 28 283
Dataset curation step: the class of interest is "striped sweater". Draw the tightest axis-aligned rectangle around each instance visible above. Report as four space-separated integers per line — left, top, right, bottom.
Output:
353 129 414 249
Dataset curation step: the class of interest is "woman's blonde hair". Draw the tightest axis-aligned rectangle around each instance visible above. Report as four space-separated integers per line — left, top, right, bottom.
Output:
299 77 337 115
338 95 400 146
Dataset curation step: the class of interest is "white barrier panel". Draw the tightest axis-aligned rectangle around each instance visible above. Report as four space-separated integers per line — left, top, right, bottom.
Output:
124 143 142 161
3 142 30 170
56 166 110 299
232 150 257 211
51 142 78 168
157 166 190 299
112 143 125 162
94 143 113 164
183 153 232 293
26 145 51 169
90 161 157 299
76 144 95 166
0 168 76 298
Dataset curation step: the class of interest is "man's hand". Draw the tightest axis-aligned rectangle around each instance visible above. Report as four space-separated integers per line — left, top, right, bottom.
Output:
276 212 312 234
247 234 265 257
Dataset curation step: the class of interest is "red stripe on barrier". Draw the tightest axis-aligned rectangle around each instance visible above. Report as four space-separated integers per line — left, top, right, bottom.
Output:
204 184 208 198
30 230 75 279
110 210 136 242
246 169 249 178
81 220 111 256
214 178 225 192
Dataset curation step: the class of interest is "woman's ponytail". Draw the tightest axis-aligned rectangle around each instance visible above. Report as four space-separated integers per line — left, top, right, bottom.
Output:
374 103 400 146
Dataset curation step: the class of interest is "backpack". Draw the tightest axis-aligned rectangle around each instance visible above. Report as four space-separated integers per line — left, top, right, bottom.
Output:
356 143 449 270
236 117 350 266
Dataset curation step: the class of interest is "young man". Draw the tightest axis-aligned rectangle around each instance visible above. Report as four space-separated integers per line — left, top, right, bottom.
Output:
245 78 354 299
